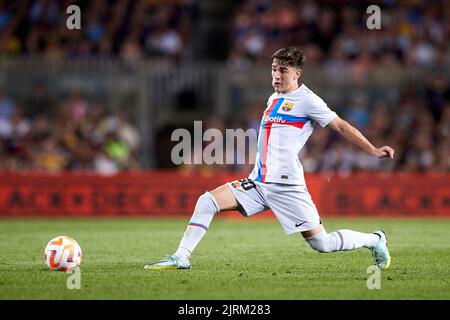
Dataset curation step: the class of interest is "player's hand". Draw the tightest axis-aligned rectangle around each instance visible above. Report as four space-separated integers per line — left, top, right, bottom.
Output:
373 146 395 158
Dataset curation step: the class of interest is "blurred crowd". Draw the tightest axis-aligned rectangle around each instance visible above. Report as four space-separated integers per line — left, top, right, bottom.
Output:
229 0 450 68
299 74 450 173
0 0 198 60
0 82 141 173
0 0 449 173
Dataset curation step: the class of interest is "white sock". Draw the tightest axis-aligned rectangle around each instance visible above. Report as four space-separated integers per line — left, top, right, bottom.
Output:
333 229 380 250
174 192 220 259
306 229 380 252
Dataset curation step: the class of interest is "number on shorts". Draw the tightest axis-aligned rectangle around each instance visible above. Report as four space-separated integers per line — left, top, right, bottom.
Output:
239 179 256 191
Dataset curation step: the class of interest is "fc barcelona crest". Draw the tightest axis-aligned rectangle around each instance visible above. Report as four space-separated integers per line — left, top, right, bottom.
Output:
231 181 241 189
282 102 294 112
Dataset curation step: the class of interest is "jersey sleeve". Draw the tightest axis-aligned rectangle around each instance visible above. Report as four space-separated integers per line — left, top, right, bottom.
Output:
305 94 338 127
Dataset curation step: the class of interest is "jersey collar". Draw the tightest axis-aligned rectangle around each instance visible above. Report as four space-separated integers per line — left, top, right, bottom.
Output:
276 83 304 96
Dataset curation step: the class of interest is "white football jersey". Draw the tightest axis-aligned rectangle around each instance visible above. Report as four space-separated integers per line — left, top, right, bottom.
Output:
249 84 338 185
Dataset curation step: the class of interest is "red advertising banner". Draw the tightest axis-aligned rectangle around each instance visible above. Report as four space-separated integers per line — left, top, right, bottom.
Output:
0 171 449 217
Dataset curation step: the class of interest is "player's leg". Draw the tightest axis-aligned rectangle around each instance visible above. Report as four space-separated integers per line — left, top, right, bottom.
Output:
144 184 237 270
266 184 390 269
173 184 238 260
302 224 380 252
302 223 391 269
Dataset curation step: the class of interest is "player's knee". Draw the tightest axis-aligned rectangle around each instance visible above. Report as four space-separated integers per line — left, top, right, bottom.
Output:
195 192 220 216
305 231 333 253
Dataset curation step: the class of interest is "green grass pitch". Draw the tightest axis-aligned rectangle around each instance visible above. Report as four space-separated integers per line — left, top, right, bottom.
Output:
1 217 450 299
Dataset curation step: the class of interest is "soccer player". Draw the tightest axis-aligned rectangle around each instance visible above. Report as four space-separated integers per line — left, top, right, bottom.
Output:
145 47 394 270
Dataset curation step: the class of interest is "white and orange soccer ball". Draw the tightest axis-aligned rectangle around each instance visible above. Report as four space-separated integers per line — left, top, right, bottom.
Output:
44 236 82 271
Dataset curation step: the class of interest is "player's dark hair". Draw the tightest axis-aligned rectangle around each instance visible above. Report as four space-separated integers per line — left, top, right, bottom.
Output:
271 47 305 69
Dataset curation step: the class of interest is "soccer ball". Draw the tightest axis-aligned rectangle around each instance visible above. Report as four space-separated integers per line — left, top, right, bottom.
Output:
44 236 82 271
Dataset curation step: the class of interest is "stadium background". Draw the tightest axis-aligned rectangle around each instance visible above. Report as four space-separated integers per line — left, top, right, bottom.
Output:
0 0 450 301
0 0 448 217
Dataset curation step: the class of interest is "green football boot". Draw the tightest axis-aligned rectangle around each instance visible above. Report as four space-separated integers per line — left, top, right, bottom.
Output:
369 230 391 269
144 255 191 270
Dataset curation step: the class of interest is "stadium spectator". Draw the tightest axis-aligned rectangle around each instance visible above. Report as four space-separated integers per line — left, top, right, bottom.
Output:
0 86 16 120
343 91 370 133
25 81 53 120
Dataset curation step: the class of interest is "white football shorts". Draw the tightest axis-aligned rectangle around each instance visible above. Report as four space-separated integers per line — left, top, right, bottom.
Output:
226 178 322 235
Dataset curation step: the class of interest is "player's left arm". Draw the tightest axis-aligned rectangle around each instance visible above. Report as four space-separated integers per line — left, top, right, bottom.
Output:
327 116 395 158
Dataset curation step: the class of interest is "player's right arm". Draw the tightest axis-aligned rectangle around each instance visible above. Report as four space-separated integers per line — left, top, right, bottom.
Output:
327 116 395 158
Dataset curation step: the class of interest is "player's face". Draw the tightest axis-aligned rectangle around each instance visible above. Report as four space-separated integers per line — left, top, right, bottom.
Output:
271 59 301 93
